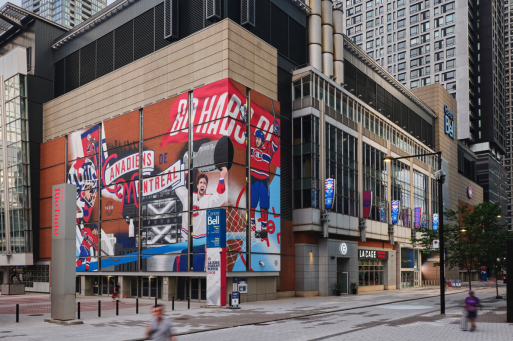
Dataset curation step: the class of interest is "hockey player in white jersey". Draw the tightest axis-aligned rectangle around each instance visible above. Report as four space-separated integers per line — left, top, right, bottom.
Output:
175 167 228 242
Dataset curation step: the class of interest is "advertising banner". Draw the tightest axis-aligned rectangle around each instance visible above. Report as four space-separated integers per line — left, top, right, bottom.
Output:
432 213 439 232
325 178 335 210
391 200 400 224
414 207 421 229
379 208 386 222
402 209 409 227
206 209 226 307
363 191 372 218
65 78 280 273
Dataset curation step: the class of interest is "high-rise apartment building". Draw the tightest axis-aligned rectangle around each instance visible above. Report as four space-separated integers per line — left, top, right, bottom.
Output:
343 0 508 226
504 1 513 229
22 0 107 28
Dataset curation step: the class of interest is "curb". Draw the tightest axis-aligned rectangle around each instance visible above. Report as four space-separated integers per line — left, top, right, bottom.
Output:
125 287 493 340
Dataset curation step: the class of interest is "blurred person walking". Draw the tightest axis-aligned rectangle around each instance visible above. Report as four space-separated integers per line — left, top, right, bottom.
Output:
146 304 177 341
464 290 482 332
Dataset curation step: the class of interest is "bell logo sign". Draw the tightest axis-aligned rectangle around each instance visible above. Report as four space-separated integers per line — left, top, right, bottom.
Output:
444 105 455 139
208 214 220 225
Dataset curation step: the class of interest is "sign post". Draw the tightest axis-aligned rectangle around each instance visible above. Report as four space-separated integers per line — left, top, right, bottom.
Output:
49 183 78 322
206 209 227 307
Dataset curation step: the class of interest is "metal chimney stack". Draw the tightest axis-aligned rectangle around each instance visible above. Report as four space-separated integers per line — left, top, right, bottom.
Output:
308 0 322 71
332 4 344 84
321 0 334 77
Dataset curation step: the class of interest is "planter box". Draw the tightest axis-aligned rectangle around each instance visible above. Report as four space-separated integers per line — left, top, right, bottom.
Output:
1 284 25 295
351 288 358 295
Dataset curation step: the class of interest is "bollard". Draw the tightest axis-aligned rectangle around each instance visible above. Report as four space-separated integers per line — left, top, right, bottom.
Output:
155 297 157 307
116 300 119 316
16 304 19 323
78 302 81 320
136 298 139 314
229 295 232 307
188 296 190 309
98 300 101 317
172 297 174 311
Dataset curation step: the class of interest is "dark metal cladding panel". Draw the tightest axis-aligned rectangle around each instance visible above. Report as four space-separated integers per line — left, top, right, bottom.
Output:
155 3 172 50
393 97 401 128
134 8 155 61
356 70 366 104
179 0 204 39
366 76 376 109
164 0 179 40
288 17 307 66
344 62 356 95
271 3 288 56
80 41 96 86
227 0 241 23
54 58 66 98
96 32 114 78
65 50 80 93
377 85 385 114
114 20 134 70
278 67 293 221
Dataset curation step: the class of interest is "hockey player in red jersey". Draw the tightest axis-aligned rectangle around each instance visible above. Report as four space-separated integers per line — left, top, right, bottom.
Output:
250 123 279 238
76 224 99 271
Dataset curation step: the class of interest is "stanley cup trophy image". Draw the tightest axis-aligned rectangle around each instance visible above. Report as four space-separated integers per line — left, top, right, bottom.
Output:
192 135 234 173
174 136 233 270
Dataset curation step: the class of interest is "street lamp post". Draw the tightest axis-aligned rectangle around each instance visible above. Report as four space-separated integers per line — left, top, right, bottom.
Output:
383 151 445 315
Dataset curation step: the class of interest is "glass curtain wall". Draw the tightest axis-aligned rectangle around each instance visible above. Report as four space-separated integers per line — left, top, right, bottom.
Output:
363 143 388 222
293 115 320 209
391 160 410 227
1 75 31 254
326 124 359 216
412 170 429 228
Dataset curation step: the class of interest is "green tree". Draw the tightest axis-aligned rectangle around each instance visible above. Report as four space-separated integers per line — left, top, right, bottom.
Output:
479 202 512 297
412 202 502 291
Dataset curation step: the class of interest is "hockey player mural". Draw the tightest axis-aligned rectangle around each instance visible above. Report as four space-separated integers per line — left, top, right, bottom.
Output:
65 78 280 272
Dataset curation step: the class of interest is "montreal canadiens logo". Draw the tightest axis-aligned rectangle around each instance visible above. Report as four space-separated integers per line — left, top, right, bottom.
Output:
105 201 114 216
254 150 263 161
467 187 473 198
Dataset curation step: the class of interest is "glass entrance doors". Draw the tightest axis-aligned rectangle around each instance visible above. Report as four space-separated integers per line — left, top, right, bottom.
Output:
137 277 162 299
414 270 420 287
177 277 206 301
338 272 348 294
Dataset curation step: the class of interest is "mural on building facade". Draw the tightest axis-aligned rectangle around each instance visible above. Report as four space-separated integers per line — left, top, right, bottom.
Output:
67 78 281 272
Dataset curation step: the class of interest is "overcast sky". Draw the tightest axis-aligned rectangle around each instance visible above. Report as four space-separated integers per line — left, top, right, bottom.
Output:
0 0 117 9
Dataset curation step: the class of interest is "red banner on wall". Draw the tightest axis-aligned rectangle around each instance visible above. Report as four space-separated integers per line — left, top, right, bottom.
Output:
363 190 372 218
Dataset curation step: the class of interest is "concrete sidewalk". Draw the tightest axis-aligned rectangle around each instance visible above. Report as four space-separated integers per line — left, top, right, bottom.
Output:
0 281 506 340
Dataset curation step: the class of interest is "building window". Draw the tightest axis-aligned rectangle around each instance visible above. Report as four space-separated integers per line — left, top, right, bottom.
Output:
391 160 411 227
358 259 385 286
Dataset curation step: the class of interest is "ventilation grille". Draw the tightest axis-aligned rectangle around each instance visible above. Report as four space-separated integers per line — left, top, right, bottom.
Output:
241 0 256 27
164 0 179 41
206 0 221 20
227 0 241 23
96 32 114 78
135 9 155 61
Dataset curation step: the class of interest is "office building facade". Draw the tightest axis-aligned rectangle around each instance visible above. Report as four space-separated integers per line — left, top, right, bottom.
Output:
22 0 107 28
343 0 508 227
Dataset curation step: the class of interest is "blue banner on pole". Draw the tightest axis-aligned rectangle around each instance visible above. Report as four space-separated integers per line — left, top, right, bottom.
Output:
432 213 439 232
391 200 399 224
325 178 335 210
206 209 226 248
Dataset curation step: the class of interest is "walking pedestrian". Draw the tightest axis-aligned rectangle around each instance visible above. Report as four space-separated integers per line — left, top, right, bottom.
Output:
145 304 176 341
464 290 482 332
112 281 121 301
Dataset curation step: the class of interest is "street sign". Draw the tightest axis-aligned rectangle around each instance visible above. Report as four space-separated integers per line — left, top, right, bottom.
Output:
237 278 248 294
232 292 240 306
433 240 439 249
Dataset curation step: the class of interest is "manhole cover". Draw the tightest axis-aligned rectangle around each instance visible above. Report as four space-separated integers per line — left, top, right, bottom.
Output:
28 314 44 316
